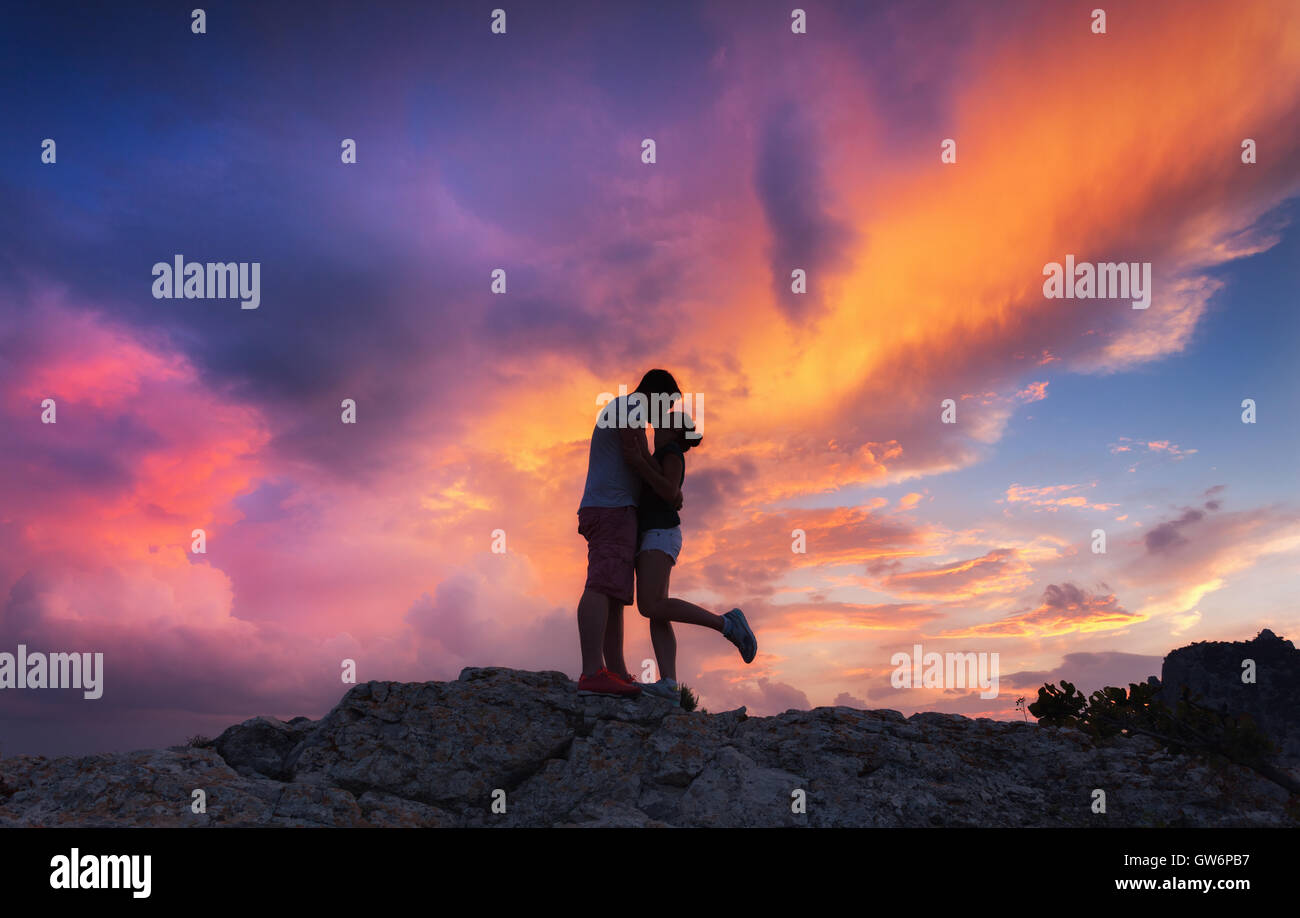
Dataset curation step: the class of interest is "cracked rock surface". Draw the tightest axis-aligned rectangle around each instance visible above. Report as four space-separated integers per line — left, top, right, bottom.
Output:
1 667 1293 826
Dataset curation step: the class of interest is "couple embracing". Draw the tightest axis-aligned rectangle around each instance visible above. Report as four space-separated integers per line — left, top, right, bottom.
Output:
574 369 757 703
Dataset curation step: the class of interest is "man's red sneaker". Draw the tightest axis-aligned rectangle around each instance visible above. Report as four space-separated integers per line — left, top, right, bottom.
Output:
577 667 642 697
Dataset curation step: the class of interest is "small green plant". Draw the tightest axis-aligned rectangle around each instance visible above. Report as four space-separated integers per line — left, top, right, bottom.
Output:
678 684 699 712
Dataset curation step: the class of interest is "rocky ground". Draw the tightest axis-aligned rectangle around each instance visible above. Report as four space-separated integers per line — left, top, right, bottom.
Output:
1 667 1294 827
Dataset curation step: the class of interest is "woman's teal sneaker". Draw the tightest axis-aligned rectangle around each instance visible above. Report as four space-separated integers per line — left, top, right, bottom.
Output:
641 678 681 706
722 608 758 663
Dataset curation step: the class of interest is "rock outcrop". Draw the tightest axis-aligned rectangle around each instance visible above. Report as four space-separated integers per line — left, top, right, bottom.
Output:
214 715 318 781
1161 629 1300 763
1 667 1294 827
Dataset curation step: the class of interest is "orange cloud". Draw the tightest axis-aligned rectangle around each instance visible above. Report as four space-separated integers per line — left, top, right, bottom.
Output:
898 492 923 510
945 583 1143 638
1004 482 1118 512
880 548 1035 600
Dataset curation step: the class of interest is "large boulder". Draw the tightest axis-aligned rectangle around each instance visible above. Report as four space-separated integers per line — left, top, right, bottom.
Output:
212 715 318 780
1161 629 1300 763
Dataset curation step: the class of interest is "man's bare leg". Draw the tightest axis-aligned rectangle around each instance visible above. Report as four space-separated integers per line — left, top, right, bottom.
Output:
603 601 630 678
577 588 610 676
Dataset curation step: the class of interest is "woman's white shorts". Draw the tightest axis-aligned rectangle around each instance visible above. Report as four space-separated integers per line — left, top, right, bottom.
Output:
638 526 683 564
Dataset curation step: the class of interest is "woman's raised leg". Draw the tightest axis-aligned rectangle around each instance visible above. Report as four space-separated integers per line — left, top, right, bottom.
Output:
636 549 729 684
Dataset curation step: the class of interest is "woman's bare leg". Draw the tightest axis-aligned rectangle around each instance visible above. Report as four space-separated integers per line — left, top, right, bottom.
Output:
636 550 725 682
649 620 677 682
637 550 675 680
658 596 725 631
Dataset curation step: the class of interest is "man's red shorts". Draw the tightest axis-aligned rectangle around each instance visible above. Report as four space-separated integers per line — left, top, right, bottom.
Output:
577 505 638 606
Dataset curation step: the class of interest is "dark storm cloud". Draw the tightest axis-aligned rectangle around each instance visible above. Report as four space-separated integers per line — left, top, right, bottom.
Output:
1002 651 1165 696
755 101 856 318
1144 507 1208 554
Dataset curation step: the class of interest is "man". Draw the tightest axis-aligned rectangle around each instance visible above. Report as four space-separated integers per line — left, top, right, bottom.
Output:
575 369 684 696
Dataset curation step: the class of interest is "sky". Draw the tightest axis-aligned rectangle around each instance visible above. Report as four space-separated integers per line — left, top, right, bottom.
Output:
1 0 1298 756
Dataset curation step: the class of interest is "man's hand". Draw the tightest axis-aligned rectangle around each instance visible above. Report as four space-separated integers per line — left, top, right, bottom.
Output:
618 425 652 466
620 425 684 507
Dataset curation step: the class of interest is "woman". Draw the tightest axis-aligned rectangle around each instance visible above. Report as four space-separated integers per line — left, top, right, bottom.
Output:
632 408 757 704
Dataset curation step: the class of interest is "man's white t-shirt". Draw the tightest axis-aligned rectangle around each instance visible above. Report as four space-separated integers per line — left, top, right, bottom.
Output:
578 396 644 509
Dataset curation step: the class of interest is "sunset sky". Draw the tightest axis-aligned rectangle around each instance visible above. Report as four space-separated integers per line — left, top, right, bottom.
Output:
2 0 1298 755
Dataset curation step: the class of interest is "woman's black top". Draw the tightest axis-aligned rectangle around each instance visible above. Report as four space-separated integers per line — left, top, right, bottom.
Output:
637 441 685 532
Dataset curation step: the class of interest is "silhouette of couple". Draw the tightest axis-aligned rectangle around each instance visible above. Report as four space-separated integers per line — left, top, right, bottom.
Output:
575 369 756 703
